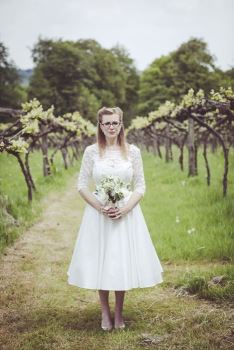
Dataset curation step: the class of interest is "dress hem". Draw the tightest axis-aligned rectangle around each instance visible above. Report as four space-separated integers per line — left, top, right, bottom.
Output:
67 276 164 291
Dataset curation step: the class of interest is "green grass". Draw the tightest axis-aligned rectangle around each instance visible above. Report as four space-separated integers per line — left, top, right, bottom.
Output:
142 145 234 263
1 145 233 350
159 259 234 300
173 264 234 301
140 145 234 302
0 149 81 253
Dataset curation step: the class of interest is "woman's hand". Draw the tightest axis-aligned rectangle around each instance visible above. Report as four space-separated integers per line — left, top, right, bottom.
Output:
99 205 115 217
100 204 131 220
106 205 131 220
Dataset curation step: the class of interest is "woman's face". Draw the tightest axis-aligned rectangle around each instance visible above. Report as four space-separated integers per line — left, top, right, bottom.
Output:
100 113 122 140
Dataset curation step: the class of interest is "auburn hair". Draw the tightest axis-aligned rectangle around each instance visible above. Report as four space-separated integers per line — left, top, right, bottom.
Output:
96 106 129 159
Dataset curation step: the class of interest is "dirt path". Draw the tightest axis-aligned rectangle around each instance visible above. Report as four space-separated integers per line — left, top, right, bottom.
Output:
0 174 233 350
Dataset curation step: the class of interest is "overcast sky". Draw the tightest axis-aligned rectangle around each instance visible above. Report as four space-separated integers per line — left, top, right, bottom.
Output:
0 0 233 71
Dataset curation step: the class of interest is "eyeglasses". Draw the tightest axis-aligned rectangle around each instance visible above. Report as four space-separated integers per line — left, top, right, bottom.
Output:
100 121 121 128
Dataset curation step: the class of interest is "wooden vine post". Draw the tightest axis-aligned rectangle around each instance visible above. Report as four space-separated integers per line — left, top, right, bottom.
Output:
187 115 197 176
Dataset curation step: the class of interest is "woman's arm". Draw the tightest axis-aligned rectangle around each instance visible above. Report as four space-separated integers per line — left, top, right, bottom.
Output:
124 191 143 211
77 146 102 212
77 146 110 216
78 188 102 211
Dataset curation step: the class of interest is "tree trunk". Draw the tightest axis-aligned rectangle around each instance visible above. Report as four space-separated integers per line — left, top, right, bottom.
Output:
13 152 33 201
203 139 210 186
25 151 37 191
223 147 229 197
165 125 171 163
40 125 51 176
152 139 157 156
157 139 162 159
61 148 68 169
187 116 197 176
190 113 229 197
179 145 184 171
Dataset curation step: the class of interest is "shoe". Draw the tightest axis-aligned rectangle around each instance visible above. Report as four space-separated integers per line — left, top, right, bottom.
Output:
114 322 126 330
101 320 113 331
101 325 113 331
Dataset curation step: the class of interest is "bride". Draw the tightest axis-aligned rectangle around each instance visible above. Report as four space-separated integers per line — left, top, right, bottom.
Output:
67 106 164 331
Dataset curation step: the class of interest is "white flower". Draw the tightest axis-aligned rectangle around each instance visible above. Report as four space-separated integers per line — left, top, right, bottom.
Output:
96 188 108 204
187 227 196 234
176 216 180 223
95 175 131 205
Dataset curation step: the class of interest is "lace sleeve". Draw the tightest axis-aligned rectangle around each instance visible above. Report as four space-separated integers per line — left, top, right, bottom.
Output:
77 146 93 191
131 145 146 197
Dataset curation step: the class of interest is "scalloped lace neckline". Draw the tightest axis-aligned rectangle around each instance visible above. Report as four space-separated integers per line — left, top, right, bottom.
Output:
105 148 121 151
94 144 132 153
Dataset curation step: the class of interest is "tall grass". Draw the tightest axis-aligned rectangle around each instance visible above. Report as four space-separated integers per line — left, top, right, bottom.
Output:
142 145 234 262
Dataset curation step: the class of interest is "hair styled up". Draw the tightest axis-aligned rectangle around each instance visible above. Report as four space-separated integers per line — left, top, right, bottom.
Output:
96 106 129 159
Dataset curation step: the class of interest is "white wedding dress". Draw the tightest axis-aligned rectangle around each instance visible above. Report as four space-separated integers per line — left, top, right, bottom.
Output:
67 143 164 291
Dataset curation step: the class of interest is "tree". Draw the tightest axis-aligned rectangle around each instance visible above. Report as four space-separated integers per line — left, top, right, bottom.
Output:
215 67 234 90
138 38 226 115
28 38 139 124
0 42 24 109
111 44 140 126
29 39 85 116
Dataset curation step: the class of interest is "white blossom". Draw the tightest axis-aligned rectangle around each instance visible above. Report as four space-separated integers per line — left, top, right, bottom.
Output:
187 227 196 235
94 175 131 206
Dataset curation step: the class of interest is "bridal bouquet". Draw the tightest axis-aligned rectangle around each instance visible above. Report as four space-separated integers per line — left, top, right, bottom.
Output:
94 175 131 208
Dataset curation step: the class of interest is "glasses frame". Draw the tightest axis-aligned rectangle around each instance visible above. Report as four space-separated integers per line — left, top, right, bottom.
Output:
100 121 122 128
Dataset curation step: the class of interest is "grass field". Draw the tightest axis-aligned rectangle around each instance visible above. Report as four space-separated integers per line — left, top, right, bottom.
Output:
141 145 234 301
0 144 233 349
142 145 234 262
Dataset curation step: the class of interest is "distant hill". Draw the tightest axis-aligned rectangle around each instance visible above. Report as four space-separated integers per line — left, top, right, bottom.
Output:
17 68 33 87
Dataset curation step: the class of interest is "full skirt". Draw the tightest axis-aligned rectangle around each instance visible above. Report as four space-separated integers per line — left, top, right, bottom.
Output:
67 192 164 291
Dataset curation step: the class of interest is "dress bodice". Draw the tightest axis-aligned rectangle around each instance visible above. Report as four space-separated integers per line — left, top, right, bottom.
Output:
77 143 146 198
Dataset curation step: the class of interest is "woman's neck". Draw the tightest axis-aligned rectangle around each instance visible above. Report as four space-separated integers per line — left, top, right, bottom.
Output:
105 140 119 147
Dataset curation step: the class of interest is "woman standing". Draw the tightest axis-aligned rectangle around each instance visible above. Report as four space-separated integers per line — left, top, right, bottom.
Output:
67 107 164 331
